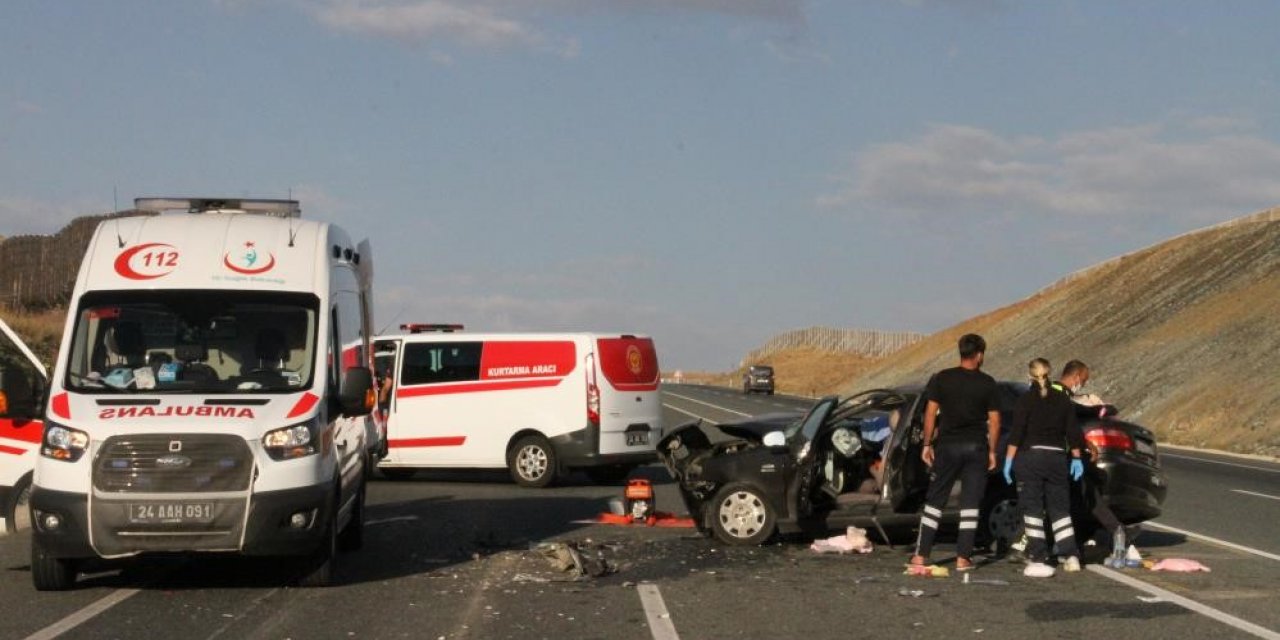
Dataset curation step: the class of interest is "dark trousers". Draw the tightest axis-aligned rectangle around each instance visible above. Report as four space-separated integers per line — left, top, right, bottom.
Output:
1015 448 1078 562
915 438 988 560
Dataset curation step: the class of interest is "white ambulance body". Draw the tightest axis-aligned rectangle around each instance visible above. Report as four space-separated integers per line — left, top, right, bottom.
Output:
0 318 47 533
374 327 662 487
30 198 376 591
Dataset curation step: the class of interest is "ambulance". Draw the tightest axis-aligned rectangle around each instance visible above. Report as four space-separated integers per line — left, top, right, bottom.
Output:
374 326 663 487
0 317 47 534
29 198 376 590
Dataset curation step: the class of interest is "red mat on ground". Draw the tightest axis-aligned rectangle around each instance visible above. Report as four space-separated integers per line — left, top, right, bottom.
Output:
594 512 695 528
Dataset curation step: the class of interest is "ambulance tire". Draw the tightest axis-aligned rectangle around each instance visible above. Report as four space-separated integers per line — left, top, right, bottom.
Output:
338 479 365 552
509 435 557 488
709 483 776 546
31 538 78 591
298 489 340 588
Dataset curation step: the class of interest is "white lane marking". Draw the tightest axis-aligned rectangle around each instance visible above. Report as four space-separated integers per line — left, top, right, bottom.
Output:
205 588 280 640
1087 565 1280 640
663 403 721 426
1231 489 1280 501
366 515 420 526
1145 521 1280 562
662 391 752 417
24 588 142 640
637 582 680 640
1161 453 1280 474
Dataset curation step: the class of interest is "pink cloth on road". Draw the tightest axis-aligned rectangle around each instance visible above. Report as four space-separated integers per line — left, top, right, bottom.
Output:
1151 558 1211 572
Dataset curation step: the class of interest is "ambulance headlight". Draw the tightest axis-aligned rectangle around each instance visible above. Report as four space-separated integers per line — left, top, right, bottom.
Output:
263 420 317 460
42 422 90 462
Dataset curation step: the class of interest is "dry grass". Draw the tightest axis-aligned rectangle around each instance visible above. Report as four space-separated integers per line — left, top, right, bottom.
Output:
680 347 883 398
0 306 66 367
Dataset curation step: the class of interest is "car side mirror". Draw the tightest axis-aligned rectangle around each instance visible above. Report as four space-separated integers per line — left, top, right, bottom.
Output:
337 367 374 417
763 431 786 448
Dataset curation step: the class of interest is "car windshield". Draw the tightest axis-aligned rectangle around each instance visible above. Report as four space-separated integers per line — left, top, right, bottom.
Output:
64 290 318 394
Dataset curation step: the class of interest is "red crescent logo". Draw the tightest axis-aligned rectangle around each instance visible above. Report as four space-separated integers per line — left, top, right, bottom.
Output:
114 243 178 280
626 345 643 375
223 253 276 275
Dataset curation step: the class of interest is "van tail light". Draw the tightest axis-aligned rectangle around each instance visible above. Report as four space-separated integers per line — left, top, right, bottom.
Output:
1085 427 1133 451
586 354 600 427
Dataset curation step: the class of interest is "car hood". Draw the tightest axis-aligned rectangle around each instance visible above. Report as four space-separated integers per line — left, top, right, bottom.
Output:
714 412 800 443
657 412 800 479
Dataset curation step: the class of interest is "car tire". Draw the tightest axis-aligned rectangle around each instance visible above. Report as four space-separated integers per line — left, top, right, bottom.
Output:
508 435 557 488
379 467 417 481
31 537 78 591
983 497 1023 552
709 483 776 546
4 474 32 533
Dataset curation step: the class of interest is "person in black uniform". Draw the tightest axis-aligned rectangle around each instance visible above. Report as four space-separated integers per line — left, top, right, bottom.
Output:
1053 360 1127 563
1004 358 1086 577
909 333 1000 573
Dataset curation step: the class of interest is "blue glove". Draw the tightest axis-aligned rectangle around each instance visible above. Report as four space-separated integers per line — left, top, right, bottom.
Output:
1002 458 1014 485
1069 458 1084 481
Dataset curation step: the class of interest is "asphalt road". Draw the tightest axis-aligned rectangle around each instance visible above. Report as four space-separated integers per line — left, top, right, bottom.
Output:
0 383 1274 640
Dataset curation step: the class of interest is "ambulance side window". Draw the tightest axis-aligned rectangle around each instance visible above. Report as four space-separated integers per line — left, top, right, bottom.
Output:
400 342 482 385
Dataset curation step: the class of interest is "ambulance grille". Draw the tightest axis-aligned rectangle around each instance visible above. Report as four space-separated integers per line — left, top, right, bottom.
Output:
93 434 254 493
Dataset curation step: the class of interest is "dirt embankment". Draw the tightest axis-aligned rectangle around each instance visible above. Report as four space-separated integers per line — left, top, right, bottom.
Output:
841 210 1280 456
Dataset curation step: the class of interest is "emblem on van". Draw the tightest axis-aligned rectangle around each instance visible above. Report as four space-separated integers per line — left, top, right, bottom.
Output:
156 454 192 469
626 345 643 375
223 241 277 275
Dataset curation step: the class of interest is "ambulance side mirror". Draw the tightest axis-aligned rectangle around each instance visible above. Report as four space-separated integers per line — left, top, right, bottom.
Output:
337 367 374 417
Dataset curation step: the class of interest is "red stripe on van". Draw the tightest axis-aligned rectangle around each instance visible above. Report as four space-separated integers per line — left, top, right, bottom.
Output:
479 341 576 381
0 443 27 456
397 378 562 398
287 392 320 418
0 418 43 444
388 436 467 448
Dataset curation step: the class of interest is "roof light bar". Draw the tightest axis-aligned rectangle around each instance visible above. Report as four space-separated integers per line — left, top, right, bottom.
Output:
134 197 301 218
401 323 465 334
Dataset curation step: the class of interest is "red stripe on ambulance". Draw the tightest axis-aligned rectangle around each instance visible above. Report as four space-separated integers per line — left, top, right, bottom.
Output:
479 341 576 380
388 436 467 448
0 443 28 456
0 418 43 444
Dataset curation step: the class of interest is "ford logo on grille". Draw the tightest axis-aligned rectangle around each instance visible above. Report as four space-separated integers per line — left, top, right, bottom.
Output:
155 454 192 469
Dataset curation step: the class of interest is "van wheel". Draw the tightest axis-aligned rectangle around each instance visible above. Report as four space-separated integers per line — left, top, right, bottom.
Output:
298 494 339 588
338 480 365 552
710 483 776 546
31 538 78 591
508 435 557 488
5 474 32 533
380 468 417 481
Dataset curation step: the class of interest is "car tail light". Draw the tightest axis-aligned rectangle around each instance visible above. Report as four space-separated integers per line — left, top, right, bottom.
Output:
586 354 600 427
1085 427 1133 451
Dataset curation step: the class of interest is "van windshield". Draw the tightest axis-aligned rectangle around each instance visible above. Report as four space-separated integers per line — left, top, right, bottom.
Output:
64 290 319 394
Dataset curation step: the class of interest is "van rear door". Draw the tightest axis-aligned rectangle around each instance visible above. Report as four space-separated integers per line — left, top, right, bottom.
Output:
593 336 661 456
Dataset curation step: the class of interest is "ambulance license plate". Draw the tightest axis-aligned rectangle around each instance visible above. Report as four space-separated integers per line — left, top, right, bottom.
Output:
626 432 649 446
129 502 215 524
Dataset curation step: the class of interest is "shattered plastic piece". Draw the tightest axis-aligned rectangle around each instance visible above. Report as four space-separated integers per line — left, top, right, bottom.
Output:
962 573 1009 586
512 573 550 583
897 587 937 598
904 564 950 578
1151 558 1211 573
810 527 874 554
1137 595 1165 603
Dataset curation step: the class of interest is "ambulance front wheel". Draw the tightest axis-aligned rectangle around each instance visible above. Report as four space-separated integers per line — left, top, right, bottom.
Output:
31 537 79 591
509 435 558 488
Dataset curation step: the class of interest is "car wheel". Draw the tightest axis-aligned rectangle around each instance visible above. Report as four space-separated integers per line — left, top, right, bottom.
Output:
5 474 32 533
379 467 417 481
984 497 1022 550
31 537 78 591
508 435 557 488
710 483 776 546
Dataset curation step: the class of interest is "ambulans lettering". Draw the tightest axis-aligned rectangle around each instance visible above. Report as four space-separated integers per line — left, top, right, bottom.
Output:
98 406 255 420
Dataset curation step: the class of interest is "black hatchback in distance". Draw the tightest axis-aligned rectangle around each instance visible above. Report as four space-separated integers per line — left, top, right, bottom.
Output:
742 365 775 395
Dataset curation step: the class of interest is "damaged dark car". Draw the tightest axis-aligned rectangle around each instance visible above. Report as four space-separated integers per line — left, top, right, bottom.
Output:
658 385 1167 547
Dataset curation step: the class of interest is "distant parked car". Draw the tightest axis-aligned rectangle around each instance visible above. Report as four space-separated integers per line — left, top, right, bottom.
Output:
742 365 775 395
658 383 1167 546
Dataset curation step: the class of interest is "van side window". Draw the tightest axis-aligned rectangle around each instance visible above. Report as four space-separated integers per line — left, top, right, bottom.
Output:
400 342 482 385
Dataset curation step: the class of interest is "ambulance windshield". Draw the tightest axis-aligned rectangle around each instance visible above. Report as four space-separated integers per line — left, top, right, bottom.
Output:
64 290 319 394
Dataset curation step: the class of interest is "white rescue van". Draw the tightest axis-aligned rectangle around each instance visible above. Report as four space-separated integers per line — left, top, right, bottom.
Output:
0 317 47 533
30 198 376 590
374 326 663 487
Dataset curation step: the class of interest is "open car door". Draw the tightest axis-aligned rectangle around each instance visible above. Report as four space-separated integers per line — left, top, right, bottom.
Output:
0 317 48 532
882 391 931 513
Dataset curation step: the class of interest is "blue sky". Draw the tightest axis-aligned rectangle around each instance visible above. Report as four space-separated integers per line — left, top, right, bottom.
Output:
4 1 1280 370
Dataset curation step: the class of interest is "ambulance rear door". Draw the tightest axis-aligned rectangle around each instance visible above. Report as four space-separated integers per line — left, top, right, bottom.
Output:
593 335 661 456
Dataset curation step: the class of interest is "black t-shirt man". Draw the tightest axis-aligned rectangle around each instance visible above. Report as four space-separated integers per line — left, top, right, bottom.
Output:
924 367 1000 443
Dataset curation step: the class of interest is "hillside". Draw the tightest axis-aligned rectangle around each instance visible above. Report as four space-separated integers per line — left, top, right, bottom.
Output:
839 208 1280 456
